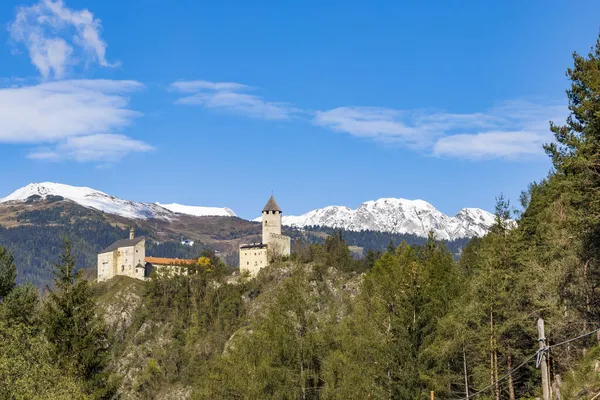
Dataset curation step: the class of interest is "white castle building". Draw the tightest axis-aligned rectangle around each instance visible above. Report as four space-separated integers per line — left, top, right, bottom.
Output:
239 196 291 275
97 228 196 282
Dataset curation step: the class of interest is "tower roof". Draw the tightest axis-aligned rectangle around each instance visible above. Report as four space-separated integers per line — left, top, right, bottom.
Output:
262 195 282 212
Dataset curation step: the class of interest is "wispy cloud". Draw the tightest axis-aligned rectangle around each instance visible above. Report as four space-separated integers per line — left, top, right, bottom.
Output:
9 0 118 79
170 80 300 120
28 134 153 162
0 79 152 162
432 101 567 159
315 101 567 159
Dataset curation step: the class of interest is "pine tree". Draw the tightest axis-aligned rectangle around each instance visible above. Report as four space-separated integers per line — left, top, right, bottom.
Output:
0 245 16 300
43 238 113 397
544 34 600 324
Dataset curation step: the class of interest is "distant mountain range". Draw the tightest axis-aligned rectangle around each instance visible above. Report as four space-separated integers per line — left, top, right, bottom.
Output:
280 199 496 241
1 182 497 240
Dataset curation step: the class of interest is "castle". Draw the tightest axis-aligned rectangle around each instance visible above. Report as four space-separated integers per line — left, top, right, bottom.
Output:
97 195 290 281
97 228 196 282
239 196 291 275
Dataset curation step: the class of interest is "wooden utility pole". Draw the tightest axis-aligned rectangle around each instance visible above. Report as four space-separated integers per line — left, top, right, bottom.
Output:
430 390 434 400
538 318 550 400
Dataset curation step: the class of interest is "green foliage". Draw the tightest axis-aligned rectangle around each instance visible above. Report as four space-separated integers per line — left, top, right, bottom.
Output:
43 238 113 398
544 34 600 324
1 283 39 327
321 239 460 399
0 245 16 299
561 346 600 399
0 321 89 400
196 264 345 399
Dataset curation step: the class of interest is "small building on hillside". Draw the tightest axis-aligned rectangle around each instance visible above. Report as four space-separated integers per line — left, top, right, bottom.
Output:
97 229 197 282
239 196 291 276
97 228 146 282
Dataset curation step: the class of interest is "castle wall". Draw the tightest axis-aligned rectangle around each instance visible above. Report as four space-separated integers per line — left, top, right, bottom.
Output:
239 246 268 276
268 233 291 257
97 252 114 282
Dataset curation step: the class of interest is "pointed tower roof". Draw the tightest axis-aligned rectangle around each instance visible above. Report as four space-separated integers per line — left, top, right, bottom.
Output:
262 195 282 212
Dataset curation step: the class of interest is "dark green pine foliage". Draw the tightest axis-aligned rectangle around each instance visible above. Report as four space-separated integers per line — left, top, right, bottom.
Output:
43 238 114 398
0 246 16 300
324 230 357 272
544 35 600 324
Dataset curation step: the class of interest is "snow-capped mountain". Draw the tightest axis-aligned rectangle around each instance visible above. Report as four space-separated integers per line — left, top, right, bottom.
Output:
280 198 497 241
156 203 237 217
1 183 236 220
2 183 496 240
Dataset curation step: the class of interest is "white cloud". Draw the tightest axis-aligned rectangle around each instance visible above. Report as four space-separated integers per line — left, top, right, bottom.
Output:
9 0 118 79
315 100 567 159
0 79 151 162
28 134 154 162
171 80 300 120
314 107 422 145
0 79 141 142
171 80 249 93
433 131 550 159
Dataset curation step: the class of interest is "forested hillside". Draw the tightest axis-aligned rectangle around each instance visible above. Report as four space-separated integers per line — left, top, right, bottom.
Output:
3 31 600 400
0 203 211 287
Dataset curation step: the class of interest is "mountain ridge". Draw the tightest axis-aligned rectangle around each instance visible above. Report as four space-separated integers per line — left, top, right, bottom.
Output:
1 182 236 220
2 182 496 240
279 198 496 241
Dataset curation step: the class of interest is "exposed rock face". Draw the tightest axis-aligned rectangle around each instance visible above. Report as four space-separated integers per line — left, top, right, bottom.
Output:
96 277 143 339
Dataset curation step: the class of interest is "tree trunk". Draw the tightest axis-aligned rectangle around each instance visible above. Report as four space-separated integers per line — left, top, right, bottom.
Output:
507 350 516 400
490 308 494 394
463 346 470 399
584 260 590 330
493 344 500 400
490 307 500 400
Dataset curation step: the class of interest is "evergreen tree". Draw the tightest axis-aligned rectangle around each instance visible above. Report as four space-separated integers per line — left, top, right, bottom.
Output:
43 238 113 397
0 245 16 300
324 230 356 272
1 283 39 327
544 33 600 324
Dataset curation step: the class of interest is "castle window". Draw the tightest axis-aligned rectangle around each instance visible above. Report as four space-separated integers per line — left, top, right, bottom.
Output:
121 265 124 272
247 262 249 265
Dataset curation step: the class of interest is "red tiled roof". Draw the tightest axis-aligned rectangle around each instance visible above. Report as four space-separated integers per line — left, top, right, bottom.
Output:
145 257 196 266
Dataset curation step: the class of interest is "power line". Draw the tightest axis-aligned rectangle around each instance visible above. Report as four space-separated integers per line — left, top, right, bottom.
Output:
450 352 538 400
450 326 600 400
548 326 600 349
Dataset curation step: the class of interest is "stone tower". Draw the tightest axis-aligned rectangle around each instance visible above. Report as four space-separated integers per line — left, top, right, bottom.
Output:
262 195 282 244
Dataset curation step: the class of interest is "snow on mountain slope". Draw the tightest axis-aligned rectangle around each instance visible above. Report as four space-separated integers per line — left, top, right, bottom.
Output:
281 198 498 240
156 203 237 217
1 183 236 220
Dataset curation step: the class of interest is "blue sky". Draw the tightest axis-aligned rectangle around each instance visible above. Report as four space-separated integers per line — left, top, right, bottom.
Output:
0 0 599 219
